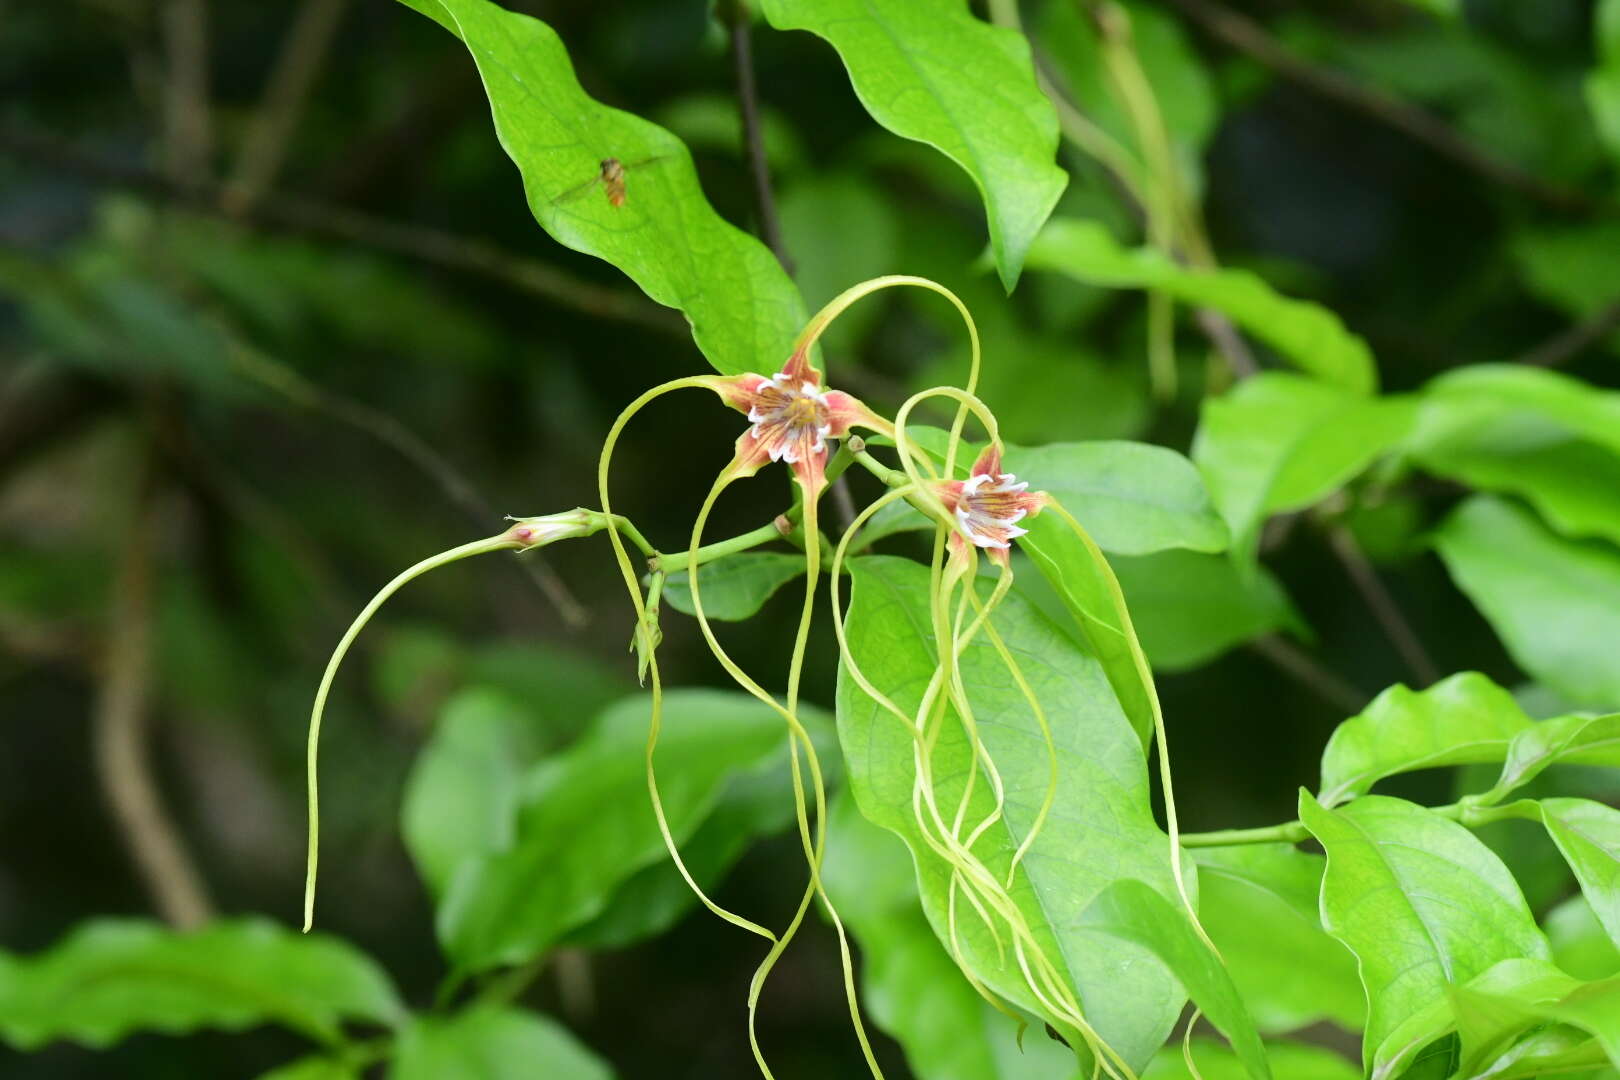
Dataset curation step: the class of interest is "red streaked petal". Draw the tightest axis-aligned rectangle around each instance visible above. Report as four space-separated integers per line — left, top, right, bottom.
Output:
779 348 821 389
971 444 1004 479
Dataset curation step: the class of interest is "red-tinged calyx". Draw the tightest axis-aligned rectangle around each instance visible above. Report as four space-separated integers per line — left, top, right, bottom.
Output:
937 445 1048 563
705 349 888 497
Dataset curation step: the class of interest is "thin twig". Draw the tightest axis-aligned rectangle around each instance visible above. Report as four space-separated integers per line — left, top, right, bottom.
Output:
225 341 592 629
1326 525 1440 688
1246 633 1369 715
0 125 684 336
1164 0 1596 214
224 0 351 214
160 0 211 186
1518 297 1620 368
94 454 215 928
724 0 791 272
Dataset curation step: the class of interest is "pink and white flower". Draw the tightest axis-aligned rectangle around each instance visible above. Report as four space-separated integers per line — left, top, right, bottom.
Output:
936 445 1048 564
706 349 888 497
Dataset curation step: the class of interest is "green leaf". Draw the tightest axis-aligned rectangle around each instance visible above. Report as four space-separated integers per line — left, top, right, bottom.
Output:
661 552 807 621
777 172 901 352
1297 792 1549 1073
1192 373 1415 566
563 711 832 950
1079 879 1272 1080
837 555 1187 1072
1547 894 1620 980
1536 798 1620 951
1515 227 1620 343
760 0 1067 290
257 1059 361 1080
1110 550 1304 671
1434 496 1620 709
402 688 547 899
1318 673 1533 807
1589 0 1620 165
822 793 1083 1080
0 919 403 1050
1143 1040 1360 1080
1482 713 1620 805
1412 367 1620 544
1004 441 1228 556
1026 220 1379 393
395 0 804 375
1016 512 1157 751
437 690 797 972
1192 845 1363 1033
391 1006 612 1080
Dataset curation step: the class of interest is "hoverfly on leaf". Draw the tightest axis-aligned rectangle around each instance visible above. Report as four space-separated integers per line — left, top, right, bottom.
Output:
552 156 668 209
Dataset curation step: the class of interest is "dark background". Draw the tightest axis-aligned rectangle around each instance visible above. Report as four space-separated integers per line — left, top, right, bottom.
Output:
2 0 1615 1075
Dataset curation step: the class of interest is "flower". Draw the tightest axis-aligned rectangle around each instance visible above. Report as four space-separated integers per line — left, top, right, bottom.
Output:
705 349 888 497
936 445 1048 564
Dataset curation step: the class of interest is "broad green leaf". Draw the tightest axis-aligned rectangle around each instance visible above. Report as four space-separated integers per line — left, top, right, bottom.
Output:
1548 895 1620 980
1192 373 1415 566
1193 845 1363 1033
562 710 834 950
402 688 547 899
1111 550 1304 671
838 555 1188 1071
1143 1040 1359 1080
1375 958 1580 1078
437 690 798 972
1537 798 1620 950
1482 713 1620 805
1413 427 1620 547
1298 792 1549 1072
257 1060 361 1080
661 552 807 621
760 0 1067 290
1003 441 1228 556
1079 879 1272 1080
1026 220 1379 392
1435 497 1620 709
1318 673 1533 807
395 0 804 375
0 919 403 1050
392 1006 611 1080
1017 512 1157 751
1417 367 1620 457
1463 1026 1613 1079
822 793 1083 1080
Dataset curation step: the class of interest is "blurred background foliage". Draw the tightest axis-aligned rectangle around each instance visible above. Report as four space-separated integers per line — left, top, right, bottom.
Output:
2 0 1619 1076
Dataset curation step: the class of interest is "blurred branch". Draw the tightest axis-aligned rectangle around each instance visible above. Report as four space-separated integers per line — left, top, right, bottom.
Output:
94 453 215 928
1164 0 1596 215
0 125 685 336
161 0 212 186
225 341 592 629
1518 297 1620 368
722 0 791 272
1326 525 1440 688
1246 633 1368 715
224 0 352 214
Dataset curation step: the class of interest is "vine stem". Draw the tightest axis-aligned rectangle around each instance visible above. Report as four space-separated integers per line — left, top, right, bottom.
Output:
1181 798 1530 848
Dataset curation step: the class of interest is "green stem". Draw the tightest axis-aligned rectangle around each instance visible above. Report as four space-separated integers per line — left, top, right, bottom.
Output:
1181 798 1532 848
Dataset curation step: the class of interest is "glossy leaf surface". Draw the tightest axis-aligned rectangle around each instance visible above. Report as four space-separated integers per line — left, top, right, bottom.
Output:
1435 496 1620 709
1318 672 1532 806
761 0 1066 290
0 919 403 1050
397 0 804 375
838 555 1186 1071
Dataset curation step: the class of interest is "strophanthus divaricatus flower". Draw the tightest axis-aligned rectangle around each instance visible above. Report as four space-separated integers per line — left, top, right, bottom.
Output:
504 508 599 549
937 444 1049 566
705 349 890 498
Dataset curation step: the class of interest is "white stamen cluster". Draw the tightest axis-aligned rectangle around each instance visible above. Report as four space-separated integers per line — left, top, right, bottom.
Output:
747 373 834 464
955 472 1032 549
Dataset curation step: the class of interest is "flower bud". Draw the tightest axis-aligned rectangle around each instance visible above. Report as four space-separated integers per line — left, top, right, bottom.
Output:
503 509 598 550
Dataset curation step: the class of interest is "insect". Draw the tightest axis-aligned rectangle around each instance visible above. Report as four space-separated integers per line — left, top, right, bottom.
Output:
552 156 666 209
